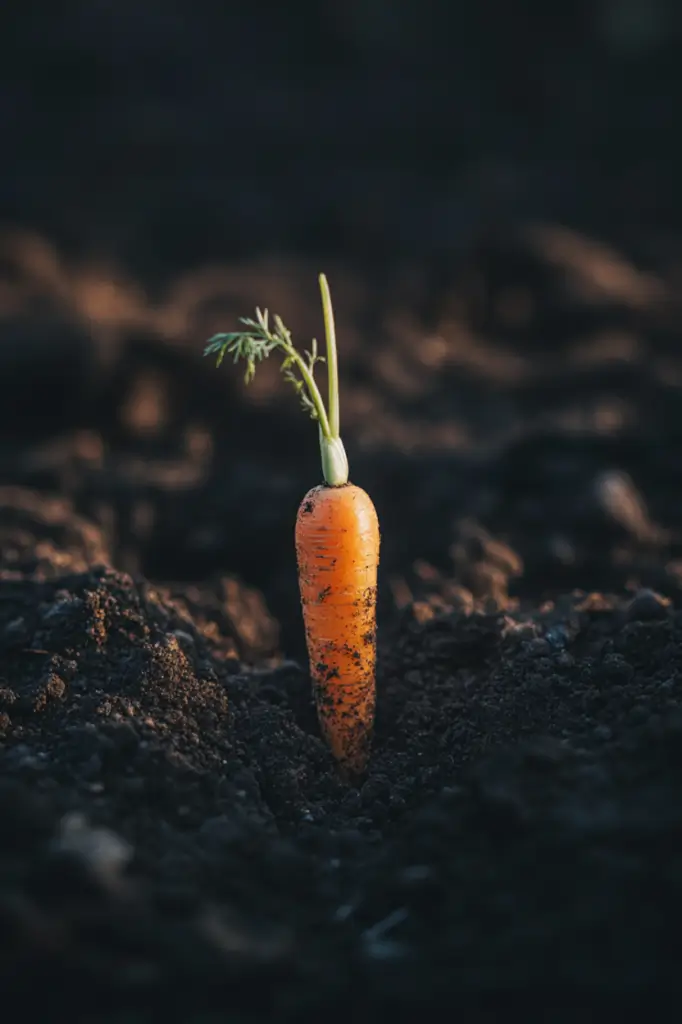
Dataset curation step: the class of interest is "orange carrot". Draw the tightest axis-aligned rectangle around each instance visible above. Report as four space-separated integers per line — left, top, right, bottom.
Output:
205 274 380 776
296 482 379 774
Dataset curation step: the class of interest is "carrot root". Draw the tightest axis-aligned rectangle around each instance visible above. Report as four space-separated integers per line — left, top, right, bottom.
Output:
295 483 380 777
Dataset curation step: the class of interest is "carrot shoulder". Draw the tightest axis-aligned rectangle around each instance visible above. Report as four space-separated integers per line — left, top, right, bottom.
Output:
205 274 380 776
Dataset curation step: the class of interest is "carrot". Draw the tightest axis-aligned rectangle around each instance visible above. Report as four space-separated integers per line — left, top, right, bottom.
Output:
204 274 379 777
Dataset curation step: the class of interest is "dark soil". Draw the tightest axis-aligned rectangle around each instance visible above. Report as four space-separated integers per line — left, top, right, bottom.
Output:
3 4 682 1021
3 225 682 1021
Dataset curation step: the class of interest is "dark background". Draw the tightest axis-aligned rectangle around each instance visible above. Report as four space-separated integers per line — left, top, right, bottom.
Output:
1 0 680 273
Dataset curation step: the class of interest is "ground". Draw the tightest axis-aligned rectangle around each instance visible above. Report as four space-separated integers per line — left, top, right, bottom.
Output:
2 224 682 1021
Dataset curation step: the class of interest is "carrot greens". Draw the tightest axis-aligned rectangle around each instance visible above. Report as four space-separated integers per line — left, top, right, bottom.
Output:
204 273 348 486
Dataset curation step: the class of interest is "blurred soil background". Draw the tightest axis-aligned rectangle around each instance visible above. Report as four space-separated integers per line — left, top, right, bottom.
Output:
2 2 682 1021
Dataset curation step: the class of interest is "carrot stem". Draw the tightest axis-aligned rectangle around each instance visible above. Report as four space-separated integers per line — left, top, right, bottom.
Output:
317 274 348 485
319 273 340 439
287 349 331 438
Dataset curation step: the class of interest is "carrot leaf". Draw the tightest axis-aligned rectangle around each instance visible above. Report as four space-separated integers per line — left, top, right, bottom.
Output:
205 306 331 431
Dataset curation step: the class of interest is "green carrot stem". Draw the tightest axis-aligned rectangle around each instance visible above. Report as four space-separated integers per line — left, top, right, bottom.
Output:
319 273 340 439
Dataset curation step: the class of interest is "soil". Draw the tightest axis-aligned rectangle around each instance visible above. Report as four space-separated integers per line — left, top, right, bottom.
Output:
2 225 682 1022
4 5 682 1021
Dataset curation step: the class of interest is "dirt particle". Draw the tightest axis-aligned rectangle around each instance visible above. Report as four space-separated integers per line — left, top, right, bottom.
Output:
0 686 17 708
